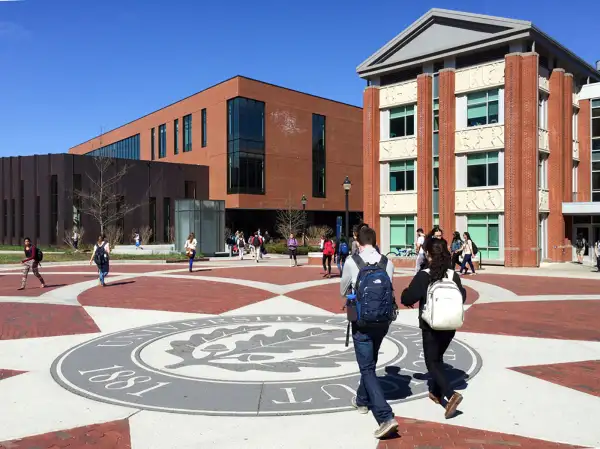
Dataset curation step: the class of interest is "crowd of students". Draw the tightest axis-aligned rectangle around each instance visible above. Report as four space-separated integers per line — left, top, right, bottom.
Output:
415 226 476 275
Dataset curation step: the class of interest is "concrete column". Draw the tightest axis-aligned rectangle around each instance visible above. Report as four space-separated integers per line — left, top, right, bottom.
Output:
438 69 456 238
362 86 381 237
417 73 433 233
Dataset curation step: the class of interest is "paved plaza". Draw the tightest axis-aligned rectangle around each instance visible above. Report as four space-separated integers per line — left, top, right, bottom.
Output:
0 258 599 448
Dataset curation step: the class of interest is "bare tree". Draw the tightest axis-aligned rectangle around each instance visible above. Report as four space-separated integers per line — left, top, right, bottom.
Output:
139 225 153 245
63 226 85 251
75 156 143 235
105 225 123 249
275 203 306 238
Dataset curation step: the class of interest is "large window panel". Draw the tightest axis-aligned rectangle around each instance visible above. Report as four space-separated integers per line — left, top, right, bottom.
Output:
389 160 415 192
312 114 326 198
389 105 415 138
158 124 166 158
467 214 500 260
227 97 265 195
592 100 600 201
467 151 499 187
183 114 192 152
174 119 179 155
390 215 415 249
467 89 499 127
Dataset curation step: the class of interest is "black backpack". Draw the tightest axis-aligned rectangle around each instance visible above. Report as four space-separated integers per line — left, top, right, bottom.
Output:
94 242 109 265
34 246 43 262
471 240 479 256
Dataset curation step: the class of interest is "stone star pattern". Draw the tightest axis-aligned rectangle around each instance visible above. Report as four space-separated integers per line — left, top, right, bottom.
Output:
0 260 599 449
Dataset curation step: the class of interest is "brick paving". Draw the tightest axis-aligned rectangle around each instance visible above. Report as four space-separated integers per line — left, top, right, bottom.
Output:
0 418 131 449
286 278 479 313
461 300 600 341
0 274 97 297
512 360 600 398
37 264 181 273
78 277 275 314
473 274 600 296
0 369 26 381
186 265 343 284
377 418 583 449
0 303 100 340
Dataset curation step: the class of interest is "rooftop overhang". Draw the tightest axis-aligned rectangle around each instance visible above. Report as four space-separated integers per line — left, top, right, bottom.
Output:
562 202 600 215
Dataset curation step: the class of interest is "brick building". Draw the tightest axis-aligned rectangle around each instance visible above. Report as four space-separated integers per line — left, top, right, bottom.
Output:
69 76 363 235
357 8 600 266
0 154 209 246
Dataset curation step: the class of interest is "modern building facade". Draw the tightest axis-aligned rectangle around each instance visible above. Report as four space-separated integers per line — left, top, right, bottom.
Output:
69 76 364 234
0 154 209 246
358 8 600 266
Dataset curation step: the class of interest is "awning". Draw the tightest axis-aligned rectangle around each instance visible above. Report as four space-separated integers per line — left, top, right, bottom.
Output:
562 202 600 215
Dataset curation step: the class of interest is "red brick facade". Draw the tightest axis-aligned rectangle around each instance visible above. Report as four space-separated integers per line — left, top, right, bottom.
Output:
417 74 433 232
504 53 538 267
578 99 592 202
438 69 456 238
362 86 380 235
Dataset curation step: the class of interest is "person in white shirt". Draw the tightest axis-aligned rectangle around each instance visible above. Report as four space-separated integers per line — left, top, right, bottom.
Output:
184 233 197 272
415 228 426 274
89 234 110 287
459 232 476 275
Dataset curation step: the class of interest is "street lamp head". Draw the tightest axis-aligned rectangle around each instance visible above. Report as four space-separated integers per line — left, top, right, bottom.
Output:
343 176 352 191
301 194 307 206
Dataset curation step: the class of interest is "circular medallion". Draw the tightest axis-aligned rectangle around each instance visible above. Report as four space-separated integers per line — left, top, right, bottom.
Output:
51 315 481 416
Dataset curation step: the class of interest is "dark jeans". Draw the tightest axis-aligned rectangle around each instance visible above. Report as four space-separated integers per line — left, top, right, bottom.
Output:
352 324 394 424
322 254 332 274
337 254 347 272
597 256 600 272
189 250 196 271
422 328 456 400
451 253 461 270
460 254 475 274
289 248 297 261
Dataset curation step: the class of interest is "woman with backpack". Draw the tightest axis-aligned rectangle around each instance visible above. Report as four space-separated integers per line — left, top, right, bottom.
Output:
400 238 466 419
450 232 463 271
184 233 197 272
337 237 350 273
287 233 299 267
19 237 46 290
237 232 246 260
89 234 110 287
322 236 335 278
459 232 476 275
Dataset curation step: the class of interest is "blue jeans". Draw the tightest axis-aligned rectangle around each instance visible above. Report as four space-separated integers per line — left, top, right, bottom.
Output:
189 250 196 271
352 324 394 424
460 254 475 274
98 264 109 285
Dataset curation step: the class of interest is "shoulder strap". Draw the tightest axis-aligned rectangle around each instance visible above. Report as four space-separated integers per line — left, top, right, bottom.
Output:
377 255 388 271
352 254 365 270
446 269 455 280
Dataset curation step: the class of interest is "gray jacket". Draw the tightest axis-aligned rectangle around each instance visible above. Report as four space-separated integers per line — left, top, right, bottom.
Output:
339 246 395 297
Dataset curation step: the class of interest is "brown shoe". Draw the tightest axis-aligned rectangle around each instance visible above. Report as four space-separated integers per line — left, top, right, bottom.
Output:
428 392 441 404
444 392 463 419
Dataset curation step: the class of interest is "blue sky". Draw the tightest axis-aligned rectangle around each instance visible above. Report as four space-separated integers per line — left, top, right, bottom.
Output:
1 0 598 156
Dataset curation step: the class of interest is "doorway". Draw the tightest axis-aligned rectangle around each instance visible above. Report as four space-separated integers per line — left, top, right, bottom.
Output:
574 226 590 262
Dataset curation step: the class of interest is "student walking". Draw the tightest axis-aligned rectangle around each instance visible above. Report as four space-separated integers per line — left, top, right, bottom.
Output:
322 237 335 278
90 235 110 287
415 228 426 273
340 225 398 439
450 231 463 270
134 231 143 250
459 232 476 275
400 238 466 419
19 237 45 290
185 233 197 272
337 237 350 273
287 233 299 267
594 239 600 272
72 228 79 250
237 233 246 260
251 232 263 263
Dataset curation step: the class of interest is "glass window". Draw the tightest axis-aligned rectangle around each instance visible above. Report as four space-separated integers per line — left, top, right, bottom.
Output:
158 124 166 158
539 94 548 130
163 197 171 243
312 114 326 198
467 89 500 127
390 215 415 250
433 99 439 131
389 105 415 138
174 119 179 155
389 160 415 192
183 114 192 152
467 214 500 260
86 135 140 160
227 97 266 195
592 100 600 201
151 128 155 160
467 151 499 187
201 109 207 147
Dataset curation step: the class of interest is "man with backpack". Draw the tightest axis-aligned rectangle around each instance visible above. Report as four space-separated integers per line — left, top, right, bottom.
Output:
575 233 586 264
337 237 350 273
251 232 263 263
339 225 398 439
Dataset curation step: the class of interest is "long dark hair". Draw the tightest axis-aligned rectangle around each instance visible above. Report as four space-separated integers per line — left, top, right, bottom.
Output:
426 238 451 282
452 231 461 243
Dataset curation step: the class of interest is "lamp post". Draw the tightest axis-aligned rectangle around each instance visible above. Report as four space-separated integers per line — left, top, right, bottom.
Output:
301 194 307 247
343 177 351 240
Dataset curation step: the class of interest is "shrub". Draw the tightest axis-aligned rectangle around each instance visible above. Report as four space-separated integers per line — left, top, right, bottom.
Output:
264 243 320 256
305 225 333 245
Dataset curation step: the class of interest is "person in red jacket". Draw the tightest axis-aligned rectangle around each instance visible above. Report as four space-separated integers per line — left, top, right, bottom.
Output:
19 237 45 290
322 237 335 278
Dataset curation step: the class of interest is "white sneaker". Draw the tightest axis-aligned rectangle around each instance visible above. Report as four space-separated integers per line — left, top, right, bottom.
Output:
373 419 398 439
350 396 368 414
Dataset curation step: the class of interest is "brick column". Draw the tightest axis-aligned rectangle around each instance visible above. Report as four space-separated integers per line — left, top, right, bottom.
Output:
438 69 456 238
504 53 524 267
362 86 381 237
578 99 592 202
561 74 574 261
520 53 539 267
548 68 566 262
417 74 433 232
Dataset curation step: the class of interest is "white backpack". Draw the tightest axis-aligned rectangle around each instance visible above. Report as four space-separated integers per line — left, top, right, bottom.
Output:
422 269 464 330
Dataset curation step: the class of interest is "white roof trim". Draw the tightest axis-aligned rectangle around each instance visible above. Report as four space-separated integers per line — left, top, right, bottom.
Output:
562 202 600 215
